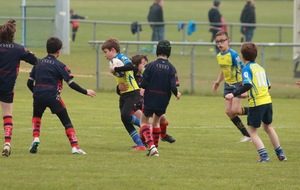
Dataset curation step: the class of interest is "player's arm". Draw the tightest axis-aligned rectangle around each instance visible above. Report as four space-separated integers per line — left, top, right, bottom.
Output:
232 84 252 97
27 77 34 93
67 80 96 97
114 63 135 72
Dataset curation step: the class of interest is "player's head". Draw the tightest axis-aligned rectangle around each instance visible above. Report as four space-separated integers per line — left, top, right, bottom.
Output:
241 42 257 62
213 0 220 7
0 19 16 43
156 40 171 58
131 54 148 67
101 38 120 53
47 37 62 54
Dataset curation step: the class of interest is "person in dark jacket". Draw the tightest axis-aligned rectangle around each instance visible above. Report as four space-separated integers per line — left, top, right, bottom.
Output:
208 0 222 54
240 0 256 42
147 0 165 42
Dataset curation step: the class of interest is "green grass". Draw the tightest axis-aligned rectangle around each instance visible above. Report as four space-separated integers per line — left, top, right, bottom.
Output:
1 1 299 189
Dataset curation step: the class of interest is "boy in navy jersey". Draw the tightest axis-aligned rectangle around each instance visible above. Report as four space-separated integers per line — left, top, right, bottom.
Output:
27 37 96 155
140 40 181 156
0 20 38 157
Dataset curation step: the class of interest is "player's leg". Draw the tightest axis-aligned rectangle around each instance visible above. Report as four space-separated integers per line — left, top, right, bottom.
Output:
1 101 13 157
226 98 251 142
151 114 161 148
261 104 286 161
160 114 176 143
29 101 46 154
247 106 269 162
120 93 145 149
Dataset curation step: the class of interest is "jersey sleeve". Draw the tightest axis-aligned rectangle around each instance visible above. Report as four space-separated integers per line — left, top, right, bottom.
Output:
242 66 252 85
60 64 74 82
21 48 38 65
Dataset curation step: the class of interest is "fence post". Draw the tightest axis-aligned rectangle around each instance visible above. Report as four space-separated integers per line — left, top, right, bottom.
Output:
191 45 195 94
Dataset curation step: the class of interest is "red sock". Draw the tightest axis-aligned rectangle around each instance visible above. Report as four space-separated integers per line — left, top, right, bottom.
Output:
152 127 161 147
141 125 154 148
160 120 168 139
3 115 13 143
32 117 41 138
65 127 79 148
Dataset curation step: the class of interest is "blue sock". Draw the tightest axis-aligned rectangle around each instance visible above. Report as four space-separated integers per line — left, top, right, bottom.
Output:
258 148 269 158
131 115 140 128
130 130 143 146
275 146 283 156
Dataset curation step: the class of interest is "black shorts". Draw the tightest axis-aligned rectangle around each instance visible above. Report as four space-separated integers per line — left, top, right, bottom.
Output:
0 91 14 103
34 98 66 115
247 103 273 128
224 82 243 98
143 108 166 117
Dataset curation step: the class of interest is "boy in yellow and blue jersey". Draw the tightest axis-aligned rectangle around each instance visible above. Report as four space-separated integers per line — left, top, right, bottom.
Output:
213 31 251 142
225 42 286 162
101 38 146 151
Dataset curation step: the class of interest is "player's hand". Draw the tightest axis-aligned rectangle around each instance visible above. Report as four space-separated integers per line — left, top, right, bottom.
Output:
118 83 128 91
110 66 116 74
86 89 96 97
241 92 248 98
176 92 181 100
225 93 234 100
140 88 145 96
212 81 219 94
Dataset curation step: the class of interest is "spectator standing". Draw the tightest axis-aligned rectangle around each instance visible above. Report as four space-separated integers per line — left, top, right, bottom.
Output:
147 0 165 53
0 19 38 157
70 9 88 42
240 0 256 42
208 0 222 54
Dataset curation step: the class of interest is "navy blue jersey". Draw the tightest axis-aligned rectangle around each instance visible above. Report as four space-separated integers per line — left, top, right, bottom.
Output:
29 55 73 101
0 42 37 92
142 58 179 110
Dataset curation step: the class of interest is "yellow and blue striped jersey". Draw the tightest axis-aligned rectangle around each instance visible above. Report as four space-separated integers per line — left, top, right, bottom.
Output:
114 53 139 94
242 62 272 107
216 49 243 84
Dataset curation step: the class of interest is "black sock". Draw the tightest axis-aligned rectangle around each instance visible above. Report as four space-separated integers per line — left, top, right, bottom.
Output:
242 107 249 115
230 116 250 137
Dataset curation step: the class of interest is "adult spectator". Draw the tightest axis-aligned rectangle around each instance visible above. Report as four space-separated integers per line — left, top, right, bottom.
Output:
240 0 256 42
147 0 165 42
208 0 222 54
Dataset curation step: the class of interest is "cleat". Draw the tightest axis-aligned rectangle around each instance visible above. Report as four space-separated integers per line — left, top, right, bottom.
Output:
146 145 159 157
132 145 146 151
238 136 252 143
161 134 176 143
2 143 11 157
257 157 270 163
72 147 87 155
29 138 40 154
277 154 287 161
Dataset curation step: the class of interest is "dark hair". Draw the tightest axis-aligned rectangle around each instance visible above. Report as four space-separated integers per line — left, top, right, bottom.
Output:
101 38 120 53
214 0 220 7
241 42 257 62
156 40 171 58
215 31 229 40
46 37 62 54
0 19 16 43
131 54 148 67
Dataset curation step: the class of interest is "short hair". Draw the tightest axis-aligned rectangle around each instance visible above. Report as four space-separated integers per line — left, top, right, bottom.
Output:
240 42 257 62
214 0 220 7
215 31 229 39
156 40 172 58
131 54 148 67
46 37 62 54
0 19 16 43
101 38 120 53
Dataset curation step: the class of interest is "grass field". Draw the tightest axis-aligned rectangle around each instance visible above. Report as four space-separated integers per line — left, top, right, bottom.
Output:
1 0 300 190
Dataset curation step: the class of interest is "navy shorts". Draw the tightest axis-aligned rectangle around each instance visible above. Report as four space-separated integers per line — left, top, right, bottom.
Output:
143 108 166 117
0 91 14 103
247 103 273 128
34 98 66 115
224 82 243 98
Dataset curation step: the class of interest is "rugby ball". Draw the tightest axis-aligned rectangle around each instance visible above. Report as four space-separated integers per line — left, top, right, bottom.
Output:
109 58 125 77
